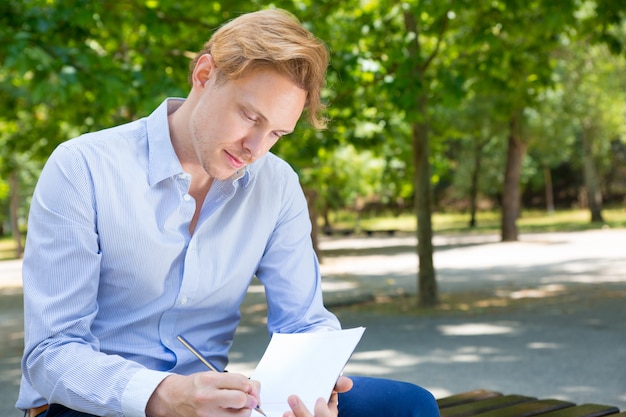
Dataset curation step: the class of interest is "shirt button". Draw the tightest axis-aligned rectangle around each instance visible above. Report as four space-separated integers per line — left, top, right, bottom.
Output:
183 194 192 201
181 297 189 305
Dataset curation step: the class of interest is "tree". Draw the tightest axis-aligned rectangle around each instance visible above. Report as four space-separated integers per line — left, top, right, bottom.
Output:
329 1 468 306
459 0 582 241
402 3 454 306
0 0 254 253
555 41 626 221
521 2 626 220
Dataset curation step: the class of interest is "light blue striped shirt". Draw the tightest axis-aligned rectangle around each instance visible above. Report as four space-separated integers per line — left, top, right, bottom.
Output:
17 98 340 416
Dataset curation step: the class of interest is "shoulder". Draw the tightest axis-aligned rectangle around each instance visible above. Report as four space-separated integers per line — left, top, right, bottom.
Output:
49 118 148 170
251 152 298 181
62 118 147 152
246 153 303 197
41 118 150 186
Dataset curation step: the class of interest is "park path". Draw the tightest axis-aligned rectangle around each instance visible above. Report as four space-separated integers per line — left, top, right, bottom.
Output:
1 228 625 415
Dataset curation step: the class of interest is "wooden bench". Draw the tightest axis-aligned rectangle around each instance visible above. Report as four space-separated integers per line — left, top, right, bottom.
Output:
437 390 623 417
321 227 355 236
362 228 398 237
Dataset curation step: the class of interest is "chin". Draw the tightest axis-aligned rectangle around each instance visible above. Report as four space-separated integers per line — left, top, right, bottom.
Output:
213 170 237 181
202 164 231 181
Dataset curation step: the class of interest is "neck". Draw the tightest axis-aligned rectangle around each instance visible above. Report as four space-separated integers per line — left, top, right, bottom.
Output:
167 100 214 235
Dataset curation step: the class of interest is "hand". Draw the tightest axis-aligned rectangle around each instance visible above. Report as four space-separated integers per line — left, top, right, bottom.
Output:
282 376 353 417
146 372 262 417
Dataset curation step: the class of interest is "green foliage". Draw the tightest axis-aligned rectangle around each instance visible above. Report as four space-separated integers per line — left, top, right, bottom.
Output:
0 0 261 162
1 0 625 242
304 144 387 211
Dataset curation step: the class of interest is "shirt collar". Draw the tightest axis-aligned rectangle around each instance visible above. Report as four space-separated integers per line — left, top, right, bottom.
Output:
231 168 251 188
146 98 251 188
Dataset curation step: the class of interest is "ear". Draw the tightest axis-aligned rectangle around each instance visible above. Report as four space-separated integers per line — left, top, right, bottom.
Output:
191 54 217 88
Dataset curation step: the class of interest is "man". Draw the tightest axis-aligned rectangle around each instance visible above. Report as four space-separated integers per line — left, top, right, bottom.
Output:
17 8 439 417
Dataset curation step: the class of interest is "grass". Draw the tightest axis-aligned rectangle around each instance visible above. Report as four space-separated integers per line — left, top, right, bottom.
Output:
2 208 625 261
0 237 20 261
330 207 626 235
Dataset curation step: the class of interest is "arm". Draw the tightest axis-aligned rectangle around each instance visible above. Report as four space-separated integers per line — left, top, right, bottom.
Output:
255 162 340 334
21 144 165 416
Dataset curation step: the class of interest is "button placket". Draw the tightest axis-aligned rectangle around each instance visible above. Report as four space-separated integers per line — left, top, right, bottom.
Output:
177 172 194 203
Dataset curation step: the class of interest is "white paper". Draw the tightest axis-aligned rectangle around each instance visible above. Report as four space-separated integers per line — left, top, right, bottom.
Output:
250 327 366 416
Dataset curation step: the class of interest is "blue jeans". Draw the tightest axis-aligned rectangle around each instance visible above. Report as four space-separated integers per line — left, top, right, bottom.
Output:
39 404 96 417
339 377 439 417
41 376 440 417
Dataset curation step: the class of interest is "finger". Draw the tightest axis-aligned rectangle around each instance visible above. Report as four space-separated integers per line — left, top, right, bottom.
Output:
195 375 258 411
201 371 252 391
333 376 353 394
315 397 334 417
248 378 262 406
287 394 313 417
217 389 259 411
328 391 339 415
219 374 264 412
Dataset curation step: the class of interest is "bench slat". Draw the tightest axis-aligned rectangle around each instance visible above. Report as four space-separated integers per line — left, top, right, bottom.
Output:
438 390 504 409
467 399 576 417
441 395 536 417
436 389 621 417
535 404 620 417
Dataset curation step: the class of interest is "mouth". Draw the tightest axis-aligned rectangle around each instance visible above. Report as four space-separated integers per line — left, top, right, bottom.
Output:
224 150 246 170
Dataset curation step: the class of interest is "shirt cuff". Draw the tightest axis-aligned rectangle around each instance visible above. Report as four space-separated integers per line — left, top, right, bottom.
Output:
121 369 172 417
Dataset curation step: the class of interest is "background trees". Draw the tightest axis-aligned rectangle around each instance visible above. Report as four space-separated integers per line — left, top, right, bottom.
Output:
1 0 625 306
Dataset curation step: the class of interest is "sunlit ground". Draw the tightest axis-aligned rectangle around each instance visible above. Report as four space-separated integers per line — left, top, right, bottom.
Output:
231 226 626 410
230 280 626 409
1 217 625 414
332 282 626 316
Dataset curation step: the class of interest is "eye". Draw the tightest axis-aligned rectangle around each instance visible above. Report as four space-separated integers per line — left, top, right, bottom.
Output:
242 110 257 123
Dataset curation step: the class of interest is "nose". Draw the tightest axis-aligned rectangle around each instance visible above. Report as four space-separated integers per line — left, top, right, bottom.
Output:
242 131 266 160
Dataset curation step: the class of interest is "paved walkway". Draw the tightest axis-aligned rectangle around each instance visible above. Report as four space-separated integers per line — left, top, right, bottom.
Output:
1 228 625 415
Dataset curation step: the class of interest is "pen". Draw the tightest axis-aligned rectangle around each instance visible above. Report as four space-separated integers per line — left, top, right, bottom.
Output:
177 335 267 417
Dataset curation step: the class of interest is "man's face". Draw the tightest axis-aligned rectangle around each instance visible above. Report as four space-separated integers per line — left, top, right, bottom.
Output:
188 64 307 180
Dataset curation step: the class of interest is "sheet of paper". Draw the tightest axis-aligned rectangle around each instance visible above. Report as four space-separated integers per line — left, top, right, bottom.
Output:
250 327 365 416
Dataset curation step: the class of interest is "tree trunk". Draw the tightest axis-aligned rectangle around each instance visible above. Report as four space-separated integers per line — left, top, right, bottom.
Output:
321 202 331 234
544 167 554 214
9 169 24 258
468 141 482 228
402 8 447 307
581 131 604 223
413 108 438 307
304 187 322 261
501 113 527 242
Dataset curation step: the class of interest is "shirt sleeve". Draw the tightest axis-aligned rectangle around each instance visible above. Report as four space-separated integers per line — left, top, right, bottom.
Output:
21 144 168 416
121 369 172 417
255 164 341 335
